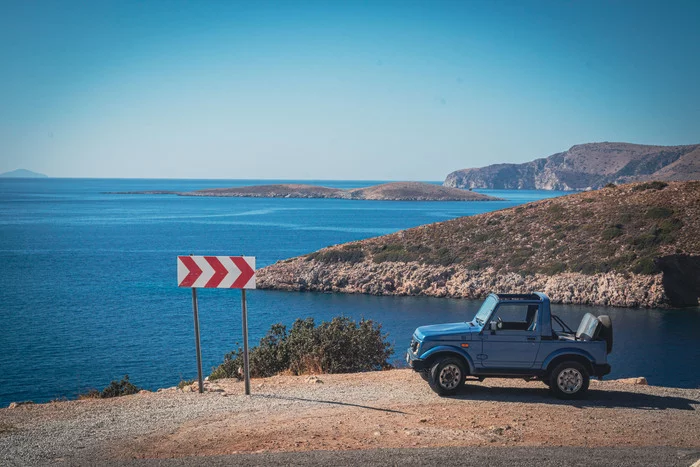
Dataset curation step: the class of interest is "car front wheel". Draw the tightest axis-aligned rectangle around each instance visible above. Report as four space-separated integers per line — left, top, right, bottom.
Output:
428 357 466 396
549 361 590 399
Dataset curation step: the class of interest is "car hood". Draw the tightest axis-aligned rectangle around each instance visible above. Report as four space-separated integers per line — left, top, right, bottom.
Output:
415 322 475 341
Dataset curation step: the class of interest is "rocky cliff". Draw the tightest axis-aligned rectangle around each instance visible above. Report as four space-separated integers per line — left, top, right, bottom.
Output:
444 143 700 191
258 181 700 308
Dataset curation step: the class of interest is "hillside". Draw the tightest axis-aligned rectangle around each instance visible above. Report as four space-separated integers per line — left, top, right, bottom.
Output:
116 182 501 201
258 181 700 307
444 143 700 191
0 169 48 178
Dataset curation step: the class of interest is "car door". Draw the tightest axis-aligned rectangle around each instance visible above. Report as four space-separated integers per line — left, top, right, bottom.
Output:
477 303 541 369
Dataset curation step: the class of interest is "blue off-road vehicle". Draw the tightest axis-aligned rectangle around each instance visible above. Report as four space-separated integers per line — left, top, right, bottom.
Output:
406 293 612 399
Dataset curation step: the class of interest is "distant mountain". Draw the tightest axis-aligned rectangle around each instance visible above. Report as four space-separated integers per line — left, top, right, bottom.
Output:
0 169 48 178
444 143 700 191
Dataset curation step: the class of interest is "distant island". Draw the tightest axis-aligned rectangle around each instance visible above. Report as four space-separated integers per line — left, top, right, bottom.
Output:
444 142 700 191
259 181 700 308
113 182 502 201
0 169 48 178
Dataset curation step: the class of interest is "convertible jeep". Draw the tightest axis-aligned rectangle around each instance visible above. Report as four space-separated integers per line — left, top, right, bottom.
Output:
406 292 612 399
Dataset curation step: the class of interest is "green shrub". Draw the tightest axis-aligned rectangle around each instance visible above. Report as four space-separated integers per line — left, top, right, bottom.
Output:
432 247 459 266
601 225 623 240
209 317 393 380
466 258 491 270
630 230 661 250
547 204 565 217
631 257 659 275
80 375 141 399
645 207 673 219
177 379 194 390
372 244 418 263
541 262 566 275
306 245 365 264
632 181 668 191
603 183 617 189
657 218 683 244
569 261 598 275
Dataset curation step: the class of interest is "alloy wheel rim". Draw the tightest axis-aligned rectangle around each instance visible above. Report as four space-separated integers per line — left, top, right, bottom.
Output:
439 364 461 390
557 368 583 394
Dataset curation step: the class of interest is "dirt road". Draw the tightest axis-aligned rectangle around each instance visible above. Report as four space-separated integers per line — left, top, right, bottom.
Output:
1 370 699 465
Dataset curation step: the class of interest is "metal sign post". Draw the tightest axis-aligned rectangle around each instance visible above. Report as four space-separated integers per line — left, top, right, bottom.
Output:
241 289 250 395
191 287 204 394
177 255 256 396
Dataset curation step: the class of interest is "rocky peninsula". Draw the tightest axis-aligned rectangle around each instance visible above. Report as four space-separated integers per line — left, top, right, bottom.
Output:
258 181 700 308
113 181 501 201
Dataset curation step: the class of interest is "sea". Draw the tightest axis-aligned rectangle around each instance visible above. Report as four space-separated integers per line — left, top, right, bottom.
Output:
1 178 699 407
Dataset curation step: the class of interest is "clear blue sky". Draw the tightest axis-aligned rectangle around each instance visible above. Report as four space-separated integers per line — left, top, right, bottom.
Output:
2 1 698 180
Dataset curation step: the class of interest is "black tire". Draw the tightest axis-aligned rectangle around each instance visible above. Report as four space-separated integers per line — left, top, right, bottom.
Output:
419 370 430 381
549 361 590 400
542 378 550 388
428 357 466 396
598 315 613 354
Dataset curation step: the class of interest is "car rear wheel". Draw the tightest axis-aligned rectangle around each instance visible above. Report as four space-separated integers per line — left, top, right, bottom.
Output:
428 357 466 396
549 361 590 399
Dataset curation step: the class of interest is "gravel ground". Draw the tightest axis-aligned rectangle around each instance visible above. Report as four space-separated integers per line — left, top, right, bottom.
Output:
1 370 699 466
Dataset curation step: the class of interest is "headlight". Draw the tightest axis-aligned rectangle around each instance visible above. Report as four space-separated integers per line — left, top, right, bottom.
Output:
410 338 420 353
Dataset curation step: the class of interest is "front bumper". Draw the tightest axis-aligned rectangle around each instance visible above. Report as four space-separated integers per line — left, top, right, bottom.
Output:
593 363 611 378
406 348 429 371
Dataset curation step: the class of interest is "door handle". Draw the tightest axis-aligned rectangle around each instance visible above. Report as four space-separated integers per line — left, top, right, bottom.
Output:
527 337 536 341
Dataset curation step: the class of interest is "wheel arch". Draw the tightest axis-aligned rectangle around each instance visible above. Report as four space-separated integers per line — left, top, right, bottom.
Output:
420 346 475 375
542 349 595 376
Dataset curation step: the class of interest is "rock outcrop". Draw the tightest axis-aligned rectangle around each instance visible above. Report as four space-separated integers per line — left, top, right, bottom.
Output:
259 181 700 308
444 142 700 191
258 260 667 308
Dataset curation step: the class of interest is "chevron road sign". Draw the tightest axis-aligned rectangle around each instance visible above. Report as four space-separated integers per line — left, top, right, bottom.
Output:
177 256 256 289
178 254 256 396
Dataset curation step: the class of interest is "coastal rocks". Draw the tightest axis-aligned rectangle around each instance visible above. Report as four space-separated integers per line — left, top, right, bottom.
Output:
7 401 34 409
611 377 649 385
258 259 669 308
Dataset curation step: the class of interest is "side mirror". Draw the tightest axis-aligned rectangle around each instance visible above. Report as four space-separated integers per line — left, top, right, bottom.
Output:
489 321 498 332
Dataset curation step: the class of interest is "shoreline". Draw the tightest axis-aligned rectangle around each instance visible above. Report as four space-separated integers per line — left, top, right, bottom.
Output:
258 260 671 308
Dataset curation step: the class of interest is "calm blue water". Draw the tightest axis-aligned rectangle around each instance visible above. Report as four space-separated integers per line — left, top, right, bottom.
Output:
0 179 698 407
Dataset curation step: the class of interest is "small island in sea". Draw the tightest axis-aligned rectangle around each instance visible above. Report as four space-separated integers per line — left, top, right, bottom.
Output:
112 181 502 201
0 169 48 178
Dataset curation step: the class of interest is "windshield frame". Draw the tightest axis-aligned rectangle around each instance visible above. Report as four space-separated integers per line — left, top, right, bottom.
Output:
473 295 498 326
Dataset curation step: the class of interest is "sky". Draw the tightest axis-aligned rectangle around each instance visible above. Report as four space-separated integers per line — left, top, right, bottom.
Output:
1 1 699 180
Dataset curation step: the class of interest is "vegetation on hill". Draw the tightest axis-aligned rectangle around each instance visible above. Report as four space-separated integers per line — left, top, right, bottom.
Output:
209 317 393 380
301 181 699 276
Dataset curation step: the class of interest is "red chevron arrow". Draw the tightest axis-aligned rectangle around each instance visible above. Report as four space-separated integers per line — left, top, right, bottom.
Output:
178 256 202 287
204 256 228 288
231 256 255 288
